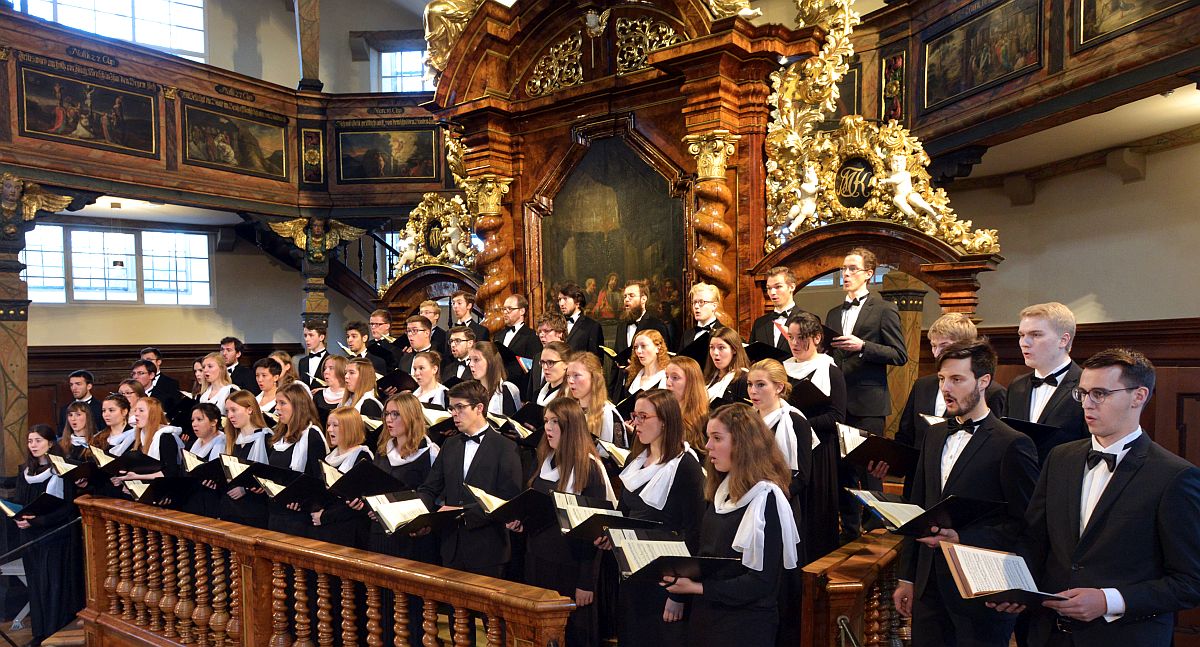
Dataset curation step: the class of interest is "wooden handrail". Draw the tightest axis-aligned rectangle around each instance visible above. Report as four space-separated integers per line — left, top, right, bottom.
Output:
77 495 573 647
800 530 910 647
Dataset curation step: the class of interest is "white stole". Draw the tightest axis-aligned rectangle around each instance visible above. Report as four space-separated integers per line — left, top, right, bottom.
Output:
760 403 817 471
619 443 698 510
713 478 800 571
24 465 64 499
273 424 326 472
540 454 616 502
145 425 184 461
783 354 835 396
236 428 272 464
190 434 226 461
326 445 373 473
386 437 439 467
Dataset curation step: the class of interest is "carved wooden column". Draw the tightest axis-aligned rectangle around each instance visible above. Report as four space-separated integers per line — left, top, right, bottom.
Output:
293 0 322 91
462 174 513 331
881 273 927 439
684 130 739 319
0 231 31 474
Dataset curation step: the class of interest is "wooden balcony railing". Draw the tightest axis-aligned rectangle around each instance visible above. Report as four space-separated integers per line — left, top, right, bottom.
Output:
76 495 573 647
801 530 910 647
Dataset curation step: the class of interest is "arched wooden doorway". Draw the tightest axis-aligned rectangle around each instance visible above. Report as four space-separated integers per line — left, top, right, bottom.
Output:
378 264 482 332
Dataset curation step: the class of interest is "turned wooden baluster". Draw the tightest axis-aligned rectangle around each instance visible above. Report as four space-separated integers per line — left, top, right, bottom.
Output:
485 614 501 647
227 552 242 646
175 537 195 644
293 566 313 647
341 579 359 645
365 584 382 647
160 532 178 638
316 572 333 647
192 541 212 647
269 561 292 647
104 520 119 615
864 580 884 647
131 526 148 626
209 546 229 647
146 530 163 631
452 606 470 647
422 598 440 647
117 523 134 620
393 591 409 647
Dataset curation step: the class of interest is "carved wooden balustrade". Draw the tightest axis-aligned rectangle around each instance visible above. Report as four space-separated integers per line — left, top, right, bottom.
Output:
77 496 573 647
801 530 910 647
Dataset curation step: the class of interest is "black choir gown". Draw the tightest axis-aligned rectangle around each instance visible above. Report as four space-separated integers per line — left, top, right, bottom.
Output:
357 396 384 450
219 438 270 529
126 433 183 508
16 465 84 644
266 429 327 539
687 492 785 647
788 363 847 561
766 410 812 647
181 439 223 518
525 466 608 647
615 453 706 647
311 449 372 548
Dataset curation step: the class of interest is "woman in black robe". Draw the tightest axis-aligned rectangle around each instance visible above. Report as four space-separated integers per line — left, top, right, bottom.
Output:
220 390 273 529
310 406 373 548
182 403 226 518
266 382 328 539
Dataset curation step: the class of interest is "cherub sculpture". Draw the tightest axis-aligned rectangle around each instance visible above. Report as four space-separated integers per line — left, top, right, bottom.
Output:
709 0 763 19
785 163 820 232
268 216 366 264
877 153 939 221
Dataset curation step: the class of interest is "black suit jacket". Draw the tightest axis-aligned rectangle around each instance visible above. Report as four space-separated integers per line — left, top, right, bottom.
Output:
1021 433 1200 646
565 314 604 356
1004 362 1089 464
147 374 184 417
430 327 450 358
356 351 388 376
442 357 471 383
499 325 541 397
896 374 1008 496
418 427 522 571
900 412 1040 599
825 295 908 418
613 314 671 354
453 320 490 343
229 363 259 394
367 338 402 372
297 351 329 389
750 309 797 353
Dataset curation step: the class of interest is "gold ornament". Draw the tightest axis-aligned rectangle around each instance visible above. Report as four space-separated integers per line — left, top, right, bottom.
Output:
583 8 612 39
685 130 741 181
463 174 512 216
423 0 485 83
526 31 585 98
0 172 72 240
615 16 685 75
708 0 763 19
382 192 475 294
268 217 366 264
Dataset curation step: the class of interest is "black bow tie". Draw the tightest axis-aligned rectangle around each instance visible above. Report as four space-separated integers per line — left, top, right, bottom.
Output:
1086 449 1117 472
310 350 326 357
464 433 484 444
569 315 579 324
947 418 980 435
842 297 863 310
700 322 716 331
1030 365 1070 389
774 309 792 319
506 326 516 334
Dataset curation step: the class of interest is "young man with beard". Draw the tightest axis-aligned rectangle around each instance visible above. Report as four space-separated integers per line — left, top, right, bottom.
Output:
893 339 1039 647
442 326 476 383
614 280 670 355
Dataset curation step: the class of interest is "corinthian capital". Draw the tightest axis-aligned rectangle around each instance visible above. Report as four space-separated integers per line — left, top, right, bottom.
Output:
462 174 512 216
684 130 741 181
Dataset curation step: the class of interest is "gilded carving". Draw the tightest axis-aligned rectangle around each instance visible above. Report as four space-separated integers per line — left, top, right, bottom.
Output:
0 47 11 62
161 86 178 100
583 9 612 39
0 173 72 240
685 130 740 181
423 0 485 83
463 174 513 330
465 174 512 216
615 17 685 75
708 0 763 19
268 217 367 264
385 193 475 291
526 31 584 98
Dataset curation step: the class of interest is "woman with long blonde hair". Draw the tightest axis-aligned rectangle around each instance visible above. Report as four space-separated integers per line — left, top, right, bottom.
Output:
468 341 522 416
663 403 799 647
313 354 347 425
198 352 234 414
664 356 710 451
311 406 373 548
220 389 272 529
266 382 328 538
113 397 183 493
342 357 385 446
565 351 626 448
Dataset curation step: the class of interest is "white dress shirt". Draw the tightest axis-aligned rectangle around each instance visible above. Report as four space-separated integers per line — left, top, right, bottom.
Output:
1029 359 1072 422
306 348 327 381
462 424 489 474
501 322 524 347
938 416 982 490
840 289 870 339
1079 427 1142 621
772 302 796 347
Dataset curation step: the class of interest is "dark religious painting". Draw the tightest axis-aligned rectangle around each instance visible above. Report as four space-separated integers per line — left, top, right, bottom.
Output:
819 63 861 131
542 137 685 336
17 65 157 158
336 128 440 183
922 0 1040 111
1075 0 1198 49
183 104 288 181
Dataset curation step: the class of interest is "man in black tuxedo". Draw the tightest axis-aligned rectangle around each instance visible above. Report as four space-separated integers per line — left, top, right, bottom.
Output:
678 281 723 352
896 313 1007 497
139 347 182 401
398 315 436 375
893 339 1040 647
825 248 908 539
131 360 182 419
1003 302 1088 465
450 290 490 342
219 336 259 394
750 266 800 353
559 282 603 356
419 299 450 358
342 320 388 375
59 370 104 435
418 380 522 577
367 309 403 372
498 294 541 396
442 326 475 384
614 280 671 355
527 313 567 397
298 320 330 389
995 348 1200 646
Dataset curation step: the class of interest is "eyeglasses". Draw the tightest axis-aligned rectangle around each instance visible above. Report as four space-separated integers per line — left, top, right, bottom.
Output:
630 412 657 423
449 338 468 345
841 266 867 274
369 321 389 327
539 359 563 369
692 300 717 307
449 403 477 413
1071 387 1137 404
501 306 521 312
383 411 401 419
405 328 429 335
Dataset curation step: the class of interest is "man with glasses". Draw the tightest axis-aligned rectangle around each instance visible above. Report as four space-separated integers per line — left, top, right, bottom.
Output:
751 266 802 352
498 294 542 396
993 348 1200 647
1004 302 1088 465
825 247 908 541
367 309 403 372
131 359 182 421
398 315 435 375
680 282 723 351
442 326 476 383
528 313 568 396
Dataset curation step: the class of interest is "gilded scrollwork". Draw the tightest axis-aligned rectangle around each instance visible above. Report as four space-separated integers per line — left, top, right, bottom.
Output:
0 173 72 240
526 31 585 98
615 16 685 75
385 192 476 288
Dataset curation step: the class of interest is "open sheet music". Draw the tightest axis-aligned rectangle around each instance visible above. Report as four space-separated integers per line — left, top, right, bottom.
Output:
941 543 1066 604
609 528 690 573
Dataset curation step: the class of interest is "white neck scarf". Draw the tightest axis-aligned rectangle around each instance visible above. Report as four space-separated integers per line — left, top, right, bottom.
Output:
354 394 382 413
326 445 372 473
760 402 814 470
273 424 326 472
540 454 616 502
145 425 184 461
236 428 272 464
108 427 136 455
415 384 447 403
191 434 226 461
630 369 666 394
783 354 835 396
714 478 799 571
25 464 64 499
70 434 90 448
598 401 623 446
258 395 277 413
386 437 439 467
619 443 698 510
536 381 563 406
